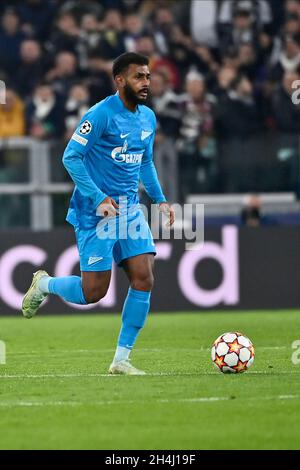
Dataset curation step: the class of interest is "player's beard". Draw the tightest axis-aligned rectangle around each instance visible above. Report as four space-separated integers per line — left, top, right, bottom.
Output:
123 82 148 105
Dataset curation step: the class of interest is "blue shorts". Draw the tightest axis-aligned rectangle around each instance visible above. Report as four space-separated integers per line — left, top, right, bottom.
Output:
74 208 156 272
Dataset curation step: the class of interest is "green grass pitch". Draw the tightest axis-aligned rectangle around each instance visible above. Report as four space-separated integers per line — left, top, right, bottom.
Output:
0 311 300 450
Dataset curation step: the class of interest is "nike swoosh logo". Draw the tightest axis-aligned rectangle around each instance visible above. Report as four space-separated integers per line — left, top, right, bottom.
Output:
141 131 152 141
88 256 103 266
120 133 130 138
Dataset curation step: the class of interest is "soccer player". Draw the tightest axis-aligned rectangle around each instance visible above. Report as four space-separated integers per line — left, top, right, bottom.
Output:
22 52 175 375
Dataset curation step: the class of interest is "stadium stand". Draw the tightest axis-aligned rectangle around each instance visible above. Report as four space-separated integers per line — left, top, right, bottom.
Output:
1 0 300 227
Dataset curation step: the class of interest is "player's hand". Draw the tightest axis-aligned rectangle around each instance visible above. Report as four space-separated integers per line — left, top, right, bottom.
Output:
158 202 175 227
97 197 119 217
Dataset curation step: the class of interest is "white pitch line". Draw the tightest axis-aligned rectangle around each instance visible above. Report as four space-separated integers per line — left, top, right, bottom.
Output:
0 395 298 409
278 395 299 400
1 370 300 380
6 346 288 356
0 373 202 379
161 397 230 403
0 397 229 408
0 373 110 379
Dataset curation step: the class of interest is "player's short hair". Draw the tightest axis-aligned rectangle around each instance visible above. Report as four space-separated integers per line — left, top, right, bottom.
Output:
112 52 149 78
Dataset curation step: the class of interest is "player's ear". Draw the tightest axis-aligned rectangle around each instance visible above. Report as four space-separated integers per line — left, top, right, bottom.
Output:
115 74 125 88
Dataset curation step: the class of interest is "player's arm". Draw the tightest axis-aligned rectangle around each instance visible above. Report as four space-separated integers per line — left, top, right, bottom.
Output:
62 108 118 216
140 116 175 227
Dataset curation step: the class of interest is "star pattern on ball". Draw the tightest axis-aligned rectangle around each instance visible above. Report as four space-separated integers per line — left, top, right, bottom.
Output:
228 339 243 354
212 333 254 374
233 360 248 373
214 355 227 369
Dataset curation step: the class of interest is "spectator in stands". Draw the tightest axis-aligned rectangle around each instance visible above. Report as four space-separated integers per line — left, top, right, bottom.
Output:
149 71 182 137
272 70 300 192
148 71 181 201
177 70 216 197
136 35 181 90
220 48 239 69
0 88 25 138
78 13 103 70
57 0 104 21
45 51 78 98
283 15 300 36
191 45 220 86
285 0 300 19
215 73 262 192
220 2 260 52
86 50 114 104
214 65 238 97
154 122 179 203
13 39 44 98
237 42 260 80
136 35 157 61
123 13 146 52
47 11 80 57
0 8 28 76
1 0 300 199
270 33 300 82
152 5 175 55
273 69 300 133
25 83 64 139
218 0 272 30
179 70 215 142
99 9 126 59
17 0 56 41
167 24 196 76
64 83 90 140
215 73 261 140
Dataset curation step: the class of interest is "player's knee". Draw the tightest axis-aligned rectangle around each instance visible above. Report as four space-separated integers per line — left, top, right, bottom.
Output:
83 285 108 304
131 272 154 292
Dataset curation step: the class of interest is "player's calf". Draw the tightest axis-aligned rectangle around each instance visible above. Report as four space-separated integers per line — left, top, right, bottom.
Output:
81 270 111 304
82 285 109 304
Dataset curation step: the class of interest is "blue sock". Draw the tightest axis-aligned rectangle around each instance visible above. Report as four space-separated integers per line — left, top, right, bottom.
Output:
117 288 151 352
48 276 87 305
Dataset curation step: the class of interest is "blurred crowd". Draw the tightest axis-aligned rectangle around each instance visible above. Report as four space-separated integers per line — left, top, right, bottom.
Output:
1 0 300 199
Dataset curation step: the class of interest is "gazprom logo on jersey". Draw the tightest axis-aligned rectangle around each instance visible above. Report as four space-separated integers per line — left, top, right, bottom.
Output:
111 140 143 164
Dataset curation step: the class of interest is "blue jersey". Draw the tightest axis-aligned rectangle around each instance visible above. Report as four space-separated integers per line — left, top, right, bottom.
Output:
63 93 166 229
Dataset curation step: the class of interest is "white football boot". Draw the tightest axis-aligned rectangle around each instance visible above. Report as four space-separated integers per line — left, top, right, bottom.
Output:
108 360 146 375
22 270 49 319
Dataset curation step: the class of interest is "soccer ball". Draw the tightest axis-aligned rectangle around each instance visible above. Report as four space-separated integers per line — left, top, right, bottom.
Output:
211 332 255 374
